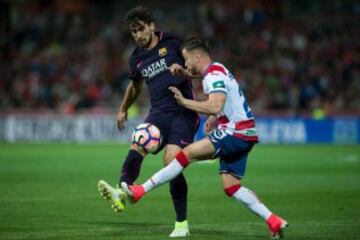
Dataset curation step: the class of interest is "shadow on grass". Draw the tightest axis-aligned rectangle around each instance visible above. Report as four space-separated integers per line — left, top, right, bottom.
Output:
85 220 265 240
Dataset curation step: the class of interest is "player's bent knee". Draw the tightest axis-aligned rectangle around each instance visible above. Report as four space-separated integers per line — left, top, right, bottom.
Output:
175 151 190 168
130 144 147 156
224 184 241 197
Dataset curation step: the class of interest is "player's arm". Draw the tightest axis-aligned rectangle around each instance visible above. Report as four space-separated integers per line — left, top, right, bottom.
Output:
117 79 143 130
169 86 225 115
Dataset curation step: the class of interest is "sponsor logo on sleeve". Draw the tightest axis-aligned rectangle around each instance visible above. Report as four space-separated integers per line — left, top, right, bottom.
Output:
212 81 225 89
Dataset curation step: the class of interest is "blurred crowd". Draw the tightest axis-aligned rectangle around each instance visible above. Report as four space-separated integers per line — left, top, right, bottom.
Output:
0 0 359 117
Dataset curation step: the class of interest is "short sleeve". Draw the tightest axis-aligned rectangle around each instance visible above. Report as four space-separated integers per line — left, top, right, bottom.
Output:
129 54 142 82
162 32 183 50
172 37 183 49
203 73 227 95
170 37 185 65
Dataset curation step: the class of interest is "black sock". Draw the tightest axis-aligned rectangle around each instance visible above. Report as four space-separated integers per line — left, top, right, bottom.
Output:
170 173 188 222
119 150 144 185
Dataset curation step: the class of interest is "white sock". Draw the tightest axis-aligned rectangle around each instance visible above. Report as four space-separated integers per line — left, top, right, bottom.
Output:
233 186 272 220
143 159 184 192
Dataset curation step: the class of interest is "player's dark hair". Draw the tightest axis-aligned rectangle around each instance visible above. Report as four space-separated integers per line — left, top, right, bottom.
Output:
125 6 154 27
181 37 211 56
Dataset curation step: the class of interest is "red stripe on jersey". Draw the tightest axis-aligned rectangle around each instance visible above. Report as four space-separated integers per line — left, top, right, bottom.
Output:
224 184 241 197
235 119 256 130
205 64 227 76
233 132 259 142
218 115 230 124
176 151 189 167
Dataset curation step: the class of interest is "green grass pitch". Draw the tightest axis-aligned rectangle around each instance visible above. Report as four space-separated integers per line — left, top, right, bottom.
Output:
0 143 359 240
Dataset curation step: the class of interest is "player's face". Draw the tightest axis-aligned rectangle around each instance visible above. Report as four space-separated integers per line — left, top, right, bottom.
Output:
129 21 155 48
182 49 199 75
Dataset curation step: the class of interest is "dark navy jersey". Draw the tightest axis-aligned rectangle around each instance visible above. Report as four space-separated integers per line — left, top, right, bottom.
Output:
129 32 195 113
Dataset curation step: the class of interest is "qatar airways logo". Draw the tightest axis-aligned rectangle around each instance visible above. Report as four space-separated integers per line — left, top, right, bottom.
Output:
141 58 168 79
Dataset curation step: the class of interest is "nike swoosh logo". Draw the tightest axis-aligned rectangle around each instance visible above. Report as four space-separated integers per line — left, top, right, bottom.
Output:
180 140 190 145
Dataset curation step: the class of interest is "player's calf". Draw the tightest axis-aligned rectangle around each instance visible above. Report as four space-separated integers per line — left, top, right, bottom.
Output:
120 149 145 184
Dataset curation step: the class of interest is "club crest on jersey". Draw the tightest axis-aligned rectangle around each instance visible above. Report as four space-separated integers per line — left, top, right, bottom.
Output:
212 81 225 89
158 47 167 57
212 129 226 140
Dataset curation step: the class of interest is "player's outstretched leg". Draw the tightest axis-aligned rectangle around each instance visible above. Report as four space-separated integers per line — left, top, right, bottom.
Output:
121 151 189 203
97 180 127 212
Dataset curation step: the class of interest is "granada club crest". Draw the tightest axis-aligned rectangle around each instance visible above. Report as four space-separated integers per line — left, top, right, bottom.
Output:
158 47 167 57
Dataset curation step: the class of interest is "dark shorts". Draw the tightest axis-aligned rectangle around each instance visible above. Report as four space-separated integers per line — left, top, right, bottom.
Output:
145 111 199 154
208 129 256 178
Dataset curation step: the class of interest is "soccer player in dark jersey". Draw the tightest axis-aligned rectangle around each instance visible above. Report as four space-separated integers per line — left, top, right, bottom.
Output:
97 6 198 237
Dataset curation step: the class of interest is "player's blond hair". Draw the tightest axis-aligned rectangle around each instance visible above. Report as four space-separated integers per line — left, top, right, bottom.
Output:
181 37 211 56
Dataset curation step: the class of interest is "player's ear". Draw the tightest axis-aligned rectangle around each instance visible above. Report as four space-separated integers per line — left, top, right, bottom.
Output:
149 22 155 31
195 54 200 64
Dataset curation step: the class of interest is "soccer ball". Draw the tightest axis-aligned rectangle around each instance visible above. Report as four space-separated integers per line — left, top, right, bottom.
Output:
132 123 162 153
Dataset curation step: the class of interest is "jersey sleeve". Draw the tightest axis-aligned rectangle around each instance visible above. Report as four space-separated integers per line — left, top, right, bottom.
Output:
170 36 185 65
128 53 142 82
172 37 183 49
203 73 228 95
161 32 185 65
162 32 183 48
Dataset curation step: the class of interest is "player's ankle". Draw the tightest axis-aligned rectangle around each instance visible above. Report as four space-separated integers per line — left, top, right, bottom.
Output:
175 219 188 228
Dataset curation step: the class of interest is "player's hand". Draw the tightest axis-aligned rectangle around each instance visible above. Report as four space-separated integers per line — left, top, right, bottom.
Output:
169 63 186 76
205 115 218 134
117 111 128 131
169 86 185 106
169 63 201 79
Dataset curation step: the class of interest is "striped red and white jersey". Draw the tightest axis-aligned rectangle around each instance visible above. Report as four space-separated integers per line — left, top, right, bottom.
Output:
202 62 258 142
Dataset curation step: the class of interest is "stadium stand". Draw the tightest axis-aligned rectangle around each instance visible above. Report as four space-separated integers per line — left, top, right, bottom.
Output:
0 0 359 117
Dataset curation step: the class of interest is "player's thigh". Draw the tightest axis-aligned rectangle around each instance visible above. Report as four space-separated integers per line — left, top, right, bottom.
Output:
183 138 216 161
221 173 241 189
167 112 198 149
163 144 182 165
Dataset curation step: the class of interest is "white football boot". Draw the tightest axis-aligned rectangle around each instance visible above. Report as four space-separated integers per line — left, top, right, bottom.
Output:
169 220 190 238
97 179 126 212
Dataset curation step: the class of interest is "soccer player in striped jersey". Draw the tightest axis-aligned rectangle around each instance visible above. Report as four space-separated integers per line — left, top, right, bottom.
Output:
122 37 288 239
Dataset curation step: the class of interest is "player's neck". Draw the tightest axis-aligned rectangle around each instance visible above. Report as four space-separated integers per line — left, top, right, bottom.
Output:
145 33 159 50
199 57 212 76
